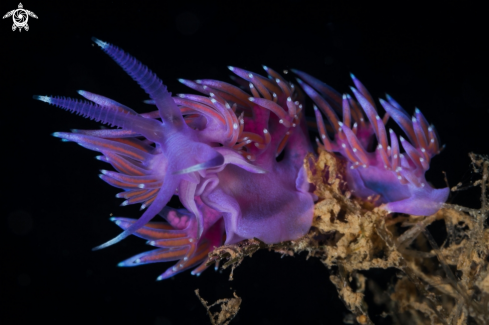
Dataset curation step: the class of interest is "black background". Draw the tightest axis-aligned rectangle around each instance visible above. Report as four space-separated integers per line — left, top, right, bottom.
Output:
2 1 488 324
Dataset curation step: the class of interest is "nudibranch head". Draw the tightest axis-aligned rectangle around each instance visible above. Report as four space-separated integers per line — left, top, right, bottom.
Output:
294 70 449 216
35 39 314 279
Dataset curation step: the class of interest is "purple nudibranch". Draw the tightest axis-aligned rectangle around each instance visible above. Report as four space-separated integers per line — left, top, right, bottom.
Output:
34 38 448 279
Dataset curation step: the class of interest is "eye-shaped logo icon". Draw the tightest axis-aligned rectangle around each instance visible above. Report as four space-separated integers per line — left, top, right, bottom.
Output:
3 3 38 32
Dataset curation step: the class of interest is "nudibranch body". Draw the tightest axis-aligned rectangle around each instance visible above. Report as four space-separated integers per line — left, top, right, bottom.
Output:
36 39 449 279
35 39 315 279
294 70 449 216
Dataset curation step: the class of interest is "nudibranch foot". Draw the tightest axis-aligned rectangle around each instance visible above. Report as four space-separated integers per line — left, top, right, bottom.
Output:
382 186 449 216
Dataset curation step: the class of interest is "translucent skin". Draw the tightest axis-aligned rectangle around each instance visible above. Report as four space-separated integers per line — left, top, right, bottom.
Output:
35 39 314 279
205 132 313 244
295 70 449 216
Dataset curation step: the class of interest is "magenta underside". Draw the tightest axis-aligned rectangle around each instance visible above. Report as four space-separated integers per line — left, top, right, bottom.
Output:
35 39 448 279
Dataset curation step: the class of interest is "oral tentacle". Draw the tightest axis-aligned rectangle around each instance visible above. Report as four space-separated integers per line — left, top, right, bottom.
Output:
35 95 165 142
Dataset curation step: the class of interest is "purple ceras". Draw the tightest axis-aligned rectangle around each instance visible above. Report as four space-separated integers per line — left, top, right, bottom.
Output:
294 70 449 217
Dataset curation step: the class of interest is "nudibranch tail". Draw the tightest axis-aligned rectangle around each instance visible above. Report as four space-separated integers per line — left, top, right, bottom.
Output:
37 39 315 278
295 70 449 216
